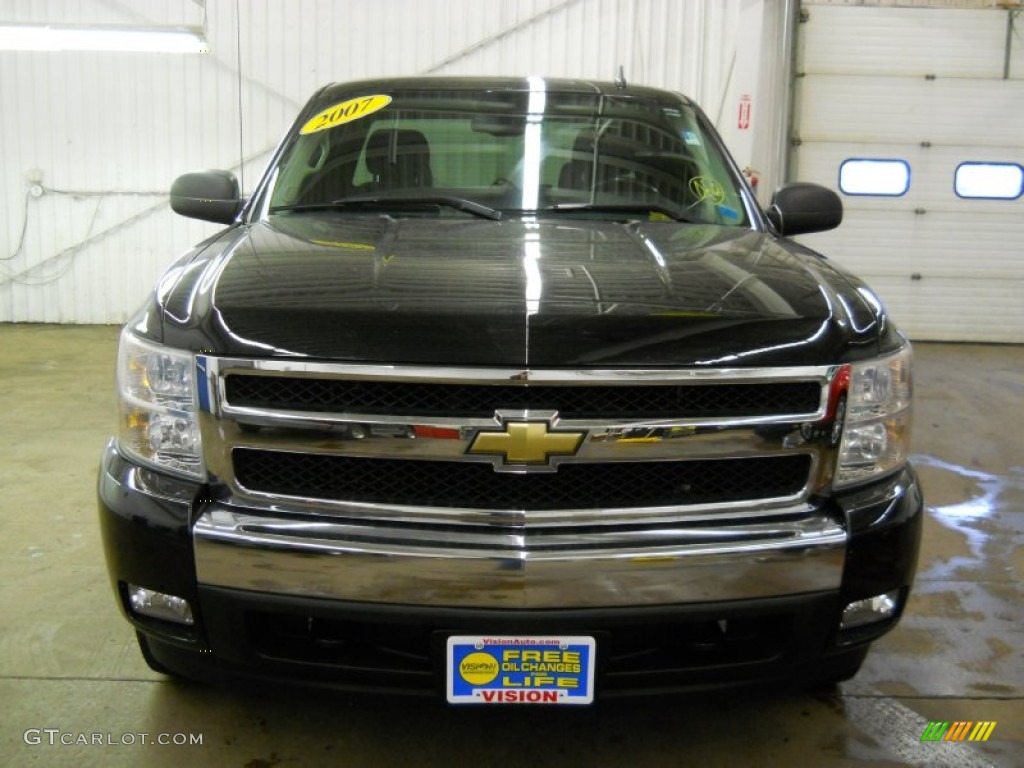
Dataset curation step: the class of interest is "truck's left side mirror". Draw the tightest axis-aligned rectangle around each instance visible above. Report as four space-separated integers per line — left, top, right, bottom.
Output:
766 182 843 237
170 170 242 224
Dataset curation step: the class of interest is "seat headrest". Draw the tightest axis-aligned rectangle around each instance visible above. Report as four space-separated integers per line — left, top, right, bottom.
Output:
365 129 432 187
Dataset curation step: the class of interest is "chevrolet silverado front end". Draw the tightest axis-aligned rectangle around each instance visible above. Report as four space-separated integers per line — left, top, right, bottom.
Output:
98 77 922 702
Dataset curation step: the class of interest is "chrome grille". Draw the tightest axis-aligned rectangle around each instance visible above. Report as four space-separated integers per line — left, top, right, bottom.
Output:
198 358 837 526
232 450 812 511
195 358 846 608
224 374 822 419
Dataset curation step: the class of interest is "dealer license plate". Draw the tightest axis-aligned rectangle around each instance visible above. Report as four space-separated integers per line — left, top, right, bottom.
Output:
446 635 595 705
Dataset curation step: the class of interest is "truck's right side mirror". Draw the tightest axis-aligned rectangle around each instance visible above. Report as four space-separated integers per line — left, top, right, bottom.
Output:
766 182 843 237
170 169 243 224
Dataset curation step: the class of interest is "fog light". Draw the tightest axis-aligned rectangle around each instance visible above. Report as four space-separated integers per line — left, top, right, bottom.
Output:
127 584 194 625
840 590 900 630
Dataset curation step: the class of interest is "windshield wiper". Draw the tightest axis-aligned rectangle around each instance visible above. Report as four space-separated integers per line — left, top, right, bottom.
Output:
540 202 700 224
271 195 502 221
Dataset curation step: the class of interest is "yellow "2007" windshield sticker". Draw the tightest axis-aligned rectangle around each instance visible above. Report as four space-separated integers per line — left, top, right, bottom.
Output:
300 95 392 135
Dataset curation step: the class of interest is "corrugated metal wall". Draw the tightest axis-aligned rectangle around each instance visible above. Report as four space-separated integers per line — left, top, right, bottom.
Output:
1 0 755 324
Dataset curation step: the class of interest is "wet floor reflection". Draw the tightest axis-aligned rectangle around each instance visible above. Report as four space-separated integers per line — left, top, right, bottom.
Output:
845 454 1024 710
911 454 1024 582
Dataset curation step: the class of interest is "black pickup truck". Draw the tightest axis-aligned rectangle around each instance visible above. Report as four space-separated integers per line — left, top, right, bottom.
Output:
98 76 921 703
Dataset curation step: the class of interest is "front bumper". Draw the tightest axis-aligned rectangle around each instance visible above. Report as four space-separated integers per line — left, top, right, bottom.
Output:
98 441 923 695
192 507 847 609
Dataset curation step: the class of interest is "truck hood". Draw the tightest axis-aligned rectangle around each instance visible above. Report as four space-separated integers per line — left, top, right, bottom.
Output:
157 214 881 366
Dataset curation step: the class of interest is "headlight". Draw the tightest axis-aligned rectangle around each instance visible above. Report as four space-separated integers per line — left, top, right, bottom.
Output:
116 329 204 479
834 345 913 488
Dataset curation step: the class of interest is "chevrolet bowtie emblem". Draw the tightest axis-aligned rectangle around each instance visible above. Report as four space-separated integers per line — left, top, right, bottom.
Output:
468 421 584 467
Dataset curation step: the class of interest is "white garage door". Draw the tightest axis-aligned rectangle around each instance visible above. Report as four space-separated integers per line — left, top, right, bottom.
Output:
790 3 1024 342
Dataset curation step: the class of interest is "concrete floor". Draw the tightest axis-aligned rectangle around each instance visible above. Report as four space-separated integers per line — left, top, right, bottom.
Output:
0 323 1020 767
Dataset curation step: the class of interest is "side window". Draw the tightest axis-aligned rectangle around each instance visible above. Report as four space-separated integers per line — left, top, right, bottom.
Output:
954 162 1024 200
838 159 910 196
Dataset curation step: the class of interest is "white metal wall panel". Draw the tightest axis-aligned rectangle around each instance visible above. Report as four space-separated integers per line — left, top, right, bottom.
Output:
802 5 1006 77
793 3 1024 342
1 0 752 324
1 0 239 324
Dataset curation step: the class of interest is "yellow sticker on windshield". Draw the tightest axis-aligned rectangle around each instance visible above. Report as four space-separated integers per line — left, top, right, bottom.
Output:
300 95 392 135
689 176 726 204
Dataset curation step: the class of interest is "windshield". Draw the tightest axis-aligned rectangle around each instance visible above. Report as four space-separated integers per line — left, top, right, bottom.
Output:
262 82 750 226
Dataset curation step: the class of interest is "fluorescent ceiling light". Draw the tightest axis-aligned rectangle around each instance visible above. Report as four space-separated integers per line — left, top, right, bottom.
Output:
0 23 210 53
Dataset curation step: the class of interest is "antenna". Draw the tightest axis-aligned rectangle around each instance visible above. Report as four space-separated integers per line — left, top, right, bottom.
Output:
615 65 627 90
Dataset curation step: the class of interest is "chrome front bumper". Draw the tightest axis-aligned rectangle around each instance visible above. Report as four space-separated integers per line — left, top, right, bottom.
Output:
194 506 847 608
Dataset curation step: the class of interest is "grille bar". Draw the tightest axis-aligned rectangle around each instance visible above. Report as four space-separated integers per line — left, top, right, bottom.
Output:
232 449 811 511
224 375 822 419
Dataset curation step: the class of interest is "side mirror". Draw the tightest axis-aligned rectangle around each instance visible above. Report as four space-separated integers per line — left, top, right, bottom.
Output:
766 182 843 236
170 170 242 224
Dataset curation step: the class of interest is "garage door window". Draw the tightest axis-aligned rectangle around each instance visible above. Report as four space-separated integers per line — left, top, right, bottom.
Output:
838 159 910 196
954 162 1023 200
